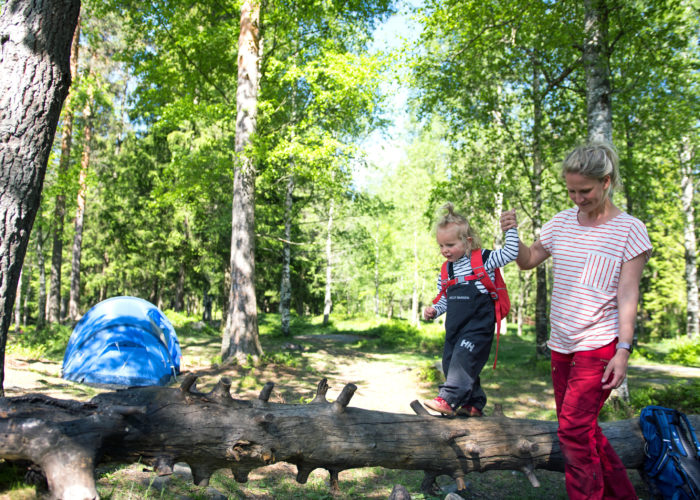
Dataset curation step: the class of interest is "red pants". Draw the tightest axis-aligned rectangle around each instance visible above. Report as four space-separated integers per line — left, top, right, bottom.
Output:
551 342 637 500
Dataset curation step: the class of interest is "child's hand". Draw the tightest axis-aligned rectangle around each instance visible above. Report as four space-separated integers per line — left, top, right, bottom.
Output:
500 209 517 231
423 306 437 321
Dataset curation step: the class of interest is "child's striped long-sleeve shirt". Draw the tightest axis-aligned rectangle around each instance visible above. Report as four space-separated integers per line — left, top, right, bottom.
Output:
433 228 519 317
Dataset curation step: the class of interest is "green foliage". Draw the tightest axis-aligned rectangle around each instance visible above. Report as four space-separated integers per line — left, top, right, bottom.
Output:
601 380 700 421
633 338 700 367
667 339 700 366
356 319 443 352
418 361 443 384
8 324 73 360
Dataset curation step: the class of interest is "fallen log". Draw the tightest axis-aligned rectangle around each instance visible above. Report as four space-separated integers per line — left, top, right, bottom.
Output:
1 375 692 499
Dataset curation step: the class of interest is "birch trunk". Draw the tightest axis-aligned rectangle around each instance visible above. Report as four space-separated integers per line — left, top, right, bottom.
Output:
411 229 419 326
680 137 699 340
322 201 334 325
0 0 81 395
279 175 294 336
584 0 613 144
221 0 263 363
530 60 549 357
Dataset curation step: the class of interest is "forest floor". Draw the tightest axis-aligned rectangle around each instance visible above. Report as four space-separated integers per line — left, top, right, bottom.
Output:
3 328 699 499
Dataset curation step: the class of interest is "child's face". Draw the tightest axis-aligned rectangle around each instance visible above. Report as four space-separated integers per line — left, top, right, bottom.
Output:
436 224 469 262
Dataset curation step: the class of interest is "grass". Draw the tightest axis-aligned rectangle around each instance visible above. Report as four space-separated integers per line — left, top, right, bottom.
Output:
3 313 697 499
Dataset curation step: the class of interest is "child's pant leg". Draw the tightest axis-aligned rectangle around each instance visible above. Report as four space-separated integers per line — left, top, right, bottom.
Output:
551 346 637 500
438 329 492 409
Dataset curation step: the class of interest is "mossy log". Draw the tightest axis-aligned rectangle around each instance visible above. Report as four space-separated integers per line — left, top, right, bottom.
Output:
1 375 695 499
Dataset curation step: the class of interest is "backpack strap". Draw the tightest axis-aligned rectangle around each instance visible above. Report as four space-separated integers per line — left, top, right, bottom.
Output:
431 260 480 305
470 249 503 369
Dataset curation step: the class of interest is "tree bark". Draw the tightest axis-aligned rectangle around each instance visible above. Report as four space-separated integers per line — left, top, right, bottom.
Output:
13 268 22 332
48 18 81 324
322 200 334 326
680 137 699 341
0 378 689 500
530 59 549 358
411 228 419 326
69 61 91 323
279 175 294 336
36 221 48 330
584 0 613 144
0 0 81 396
221 0 263 363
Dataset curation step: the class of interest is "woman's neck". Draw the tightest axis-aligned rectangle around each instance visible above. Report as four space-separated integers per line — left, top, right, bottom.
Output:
577 199 621 227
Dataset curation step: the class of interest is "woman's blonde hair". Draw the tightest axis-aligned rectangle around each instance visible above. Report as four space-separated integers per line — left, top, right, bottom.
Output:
561 142 621 199
436 202 481 253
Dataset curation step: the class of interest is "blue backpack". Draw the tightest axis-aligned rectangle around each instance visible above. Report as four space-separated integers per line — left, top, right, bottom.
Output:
640 405 700 500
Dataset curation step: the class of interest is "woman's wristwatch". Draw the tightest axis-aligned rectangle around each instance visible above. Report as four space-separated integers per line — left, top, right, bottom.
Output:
616 342 633 353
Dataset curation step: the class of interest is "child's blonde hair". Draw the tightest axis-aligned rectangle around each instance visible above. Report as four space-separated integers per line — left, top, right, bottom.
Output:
436 202 481 253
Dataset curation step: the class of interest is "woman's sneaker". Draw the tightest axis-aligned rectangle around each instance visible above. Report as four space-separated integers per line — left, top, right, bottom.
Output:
456 405 483 417
423 397 455 416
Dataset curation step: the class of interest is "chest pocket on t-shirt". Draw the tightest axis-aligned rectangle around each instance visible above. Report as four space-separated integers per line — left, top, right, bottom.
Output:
580 252 618 292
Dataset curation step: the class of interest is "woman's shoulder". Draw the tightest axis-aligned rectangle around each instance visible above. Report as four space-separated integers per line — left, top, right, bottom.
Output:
545 208 578 227
610 211 649 231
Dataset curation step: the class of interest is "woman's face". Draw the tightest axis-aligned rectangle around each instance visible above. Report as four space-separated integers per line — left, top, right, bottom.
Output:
565 172 610 215
437 224 469 262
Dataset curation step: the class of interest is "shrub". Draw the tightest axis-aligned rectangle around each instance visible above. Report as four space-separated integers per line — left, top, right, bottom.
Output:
666 339 700 367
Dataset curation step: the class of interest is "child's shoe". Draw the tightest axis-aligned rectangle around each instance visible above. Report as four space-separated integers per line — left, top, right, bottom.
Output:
456 405 483 417
423 396 455 416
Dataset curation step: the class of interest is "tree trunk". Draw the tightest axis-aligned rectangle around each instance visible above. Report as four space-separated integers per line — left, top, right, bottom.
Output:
411 229 419 326
36 223 48 330
279 175 294 336
680 137 699 340
530 59 549 357
323 200 334 326
221 0 263 363
21 263 30 327
0 0 81 396
0 379 688 499
584 0 613 144
13 269 22 332
47 18 81 324
374 222 380 317
69 65 91 323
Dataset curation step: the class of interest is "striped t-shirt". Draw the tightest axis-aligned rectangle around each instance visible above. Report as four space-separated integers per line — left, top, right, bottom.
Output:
540 208 652 354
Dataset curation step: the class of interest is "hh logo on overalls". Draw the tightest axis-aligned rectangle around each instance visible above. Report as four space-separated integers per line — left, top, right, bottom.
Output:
460 339 475 351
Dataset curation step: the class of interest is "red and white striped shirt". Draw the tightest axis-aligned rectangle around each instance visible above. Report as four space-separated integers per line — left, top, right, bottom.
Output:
540 208 652 354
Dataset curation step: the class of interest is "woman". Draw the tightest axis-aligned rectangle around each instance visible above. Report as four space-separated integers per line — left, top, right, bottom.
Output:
503 143 651 499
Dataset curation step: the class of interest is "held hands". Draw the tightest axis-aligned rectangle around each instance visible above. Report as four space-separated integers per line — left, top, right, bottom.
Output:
601 349 630 390
423 306 437 321
500 209 517 231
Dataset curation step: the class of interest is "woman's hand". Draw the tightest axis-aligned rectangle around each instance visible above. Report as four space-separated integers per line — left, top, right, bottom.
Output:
500 209 517 231
601 349 630 390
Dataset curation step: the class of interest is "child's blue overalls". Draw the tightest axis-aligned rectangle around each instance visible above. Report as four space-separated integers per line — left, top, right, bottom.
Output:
438 255 496 411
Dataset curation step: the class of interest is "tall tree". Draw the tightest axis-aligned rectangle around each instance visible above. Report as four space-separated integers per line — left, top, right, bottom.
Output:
0 0 81 395
68 63 94 322
322 200 334 326
221 0 264 363
412 0 583 356
583 0 612 143
680 138 698 340
48 16 81 323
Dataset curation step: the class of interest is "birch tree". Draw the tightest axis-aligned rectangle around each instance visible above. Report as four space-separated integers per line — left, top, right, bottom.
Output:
680 138 698 340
